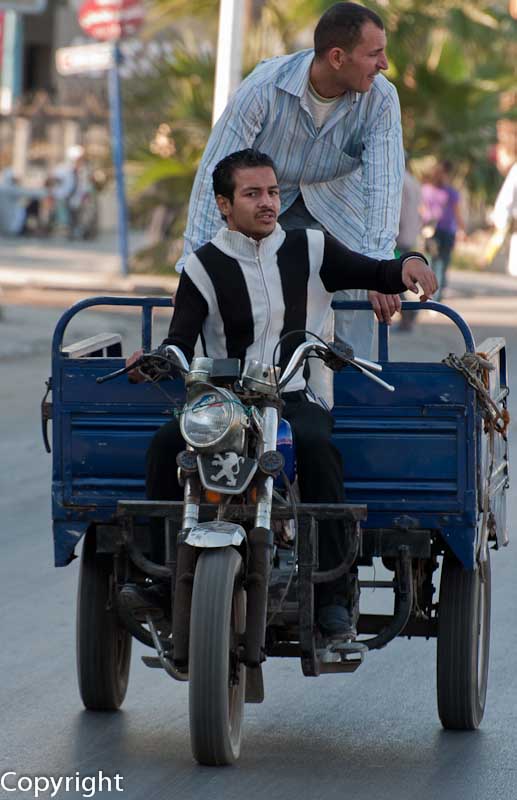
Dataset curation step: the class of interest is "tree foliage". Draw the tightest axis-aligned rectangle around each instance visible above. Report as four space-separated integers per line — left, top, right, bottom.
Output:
122 34 214 239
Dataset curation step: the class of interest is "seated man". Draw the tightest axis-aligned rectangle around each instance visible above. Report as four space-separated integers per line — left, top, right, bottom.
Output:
125 148 436 639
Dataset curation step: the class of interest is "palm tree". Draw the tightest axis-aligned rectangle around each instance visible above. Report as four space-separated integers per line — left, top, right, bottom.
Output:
122 34 215 269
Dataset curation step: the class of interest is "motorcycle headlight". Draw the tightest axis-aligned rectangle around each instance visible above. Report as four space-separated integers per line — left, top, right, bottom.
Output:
180 388 247 452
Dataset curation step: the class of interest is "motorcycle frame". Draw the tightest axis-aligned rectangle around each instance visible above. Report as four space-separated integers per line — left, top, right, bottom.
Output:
115 494 433 678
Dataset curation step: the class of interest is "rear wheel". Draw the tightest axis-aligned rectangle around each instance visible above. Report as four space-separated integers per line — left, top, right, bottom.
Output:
189 547 246 765
76 529 132 710
437 550 491 729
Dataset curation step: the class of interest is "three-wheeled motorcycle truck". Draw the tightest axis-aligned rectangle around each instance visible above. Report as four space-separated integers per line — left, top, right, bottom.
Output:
44 297 509 766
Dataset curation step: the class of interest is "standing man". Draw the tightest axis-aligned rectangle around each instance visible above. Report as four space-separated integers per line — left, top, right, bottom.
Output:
176 1 404 363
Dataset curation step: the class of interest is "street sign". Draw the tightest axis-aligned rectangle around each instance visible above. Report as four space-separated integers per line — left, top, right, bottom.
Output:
55 42 113 76
78 0 144 42
0 0 46 12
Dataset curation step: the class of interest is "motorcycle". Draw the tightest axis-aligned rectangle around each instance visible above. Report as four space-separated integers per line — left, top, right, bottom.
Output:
91 337 392 766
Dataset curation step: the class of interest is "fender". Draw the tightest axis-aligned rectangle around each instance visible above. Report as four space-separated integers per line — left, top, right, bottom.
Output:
179 520 246 548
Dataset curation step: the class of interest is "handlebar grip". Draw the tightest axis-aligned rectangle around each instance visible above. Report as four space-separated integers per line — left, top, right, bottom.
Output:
351 361 394 391
354 356 383 373
96 363 136 383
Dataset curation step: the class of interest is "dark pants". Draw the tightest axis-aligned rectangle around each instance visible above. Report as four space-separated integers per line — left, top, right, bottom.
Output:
278 195 325 233
432 229 456 300
146 394 355 605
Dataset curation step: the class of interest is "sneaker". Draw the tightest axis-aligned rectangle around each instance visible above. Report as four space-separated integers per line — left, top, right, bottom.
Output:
118 582 169 622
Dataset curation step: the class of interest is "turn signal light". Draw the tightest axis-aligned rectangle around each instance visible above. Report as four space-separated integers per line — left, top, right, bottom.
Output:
205 490 222 504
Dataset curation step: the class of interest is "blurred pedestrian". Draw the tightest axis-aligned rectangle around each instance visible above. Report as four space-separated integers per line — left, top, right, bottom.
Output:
0 169 44 236
0 169 27 235
490 163 517 277
51 145 97 240
421 160 465 301
396 161 422 331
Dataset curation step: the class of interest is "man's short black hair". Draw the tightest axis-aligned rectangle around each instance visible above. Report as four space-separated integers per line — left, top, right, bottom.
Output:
314 2 384 57
212 149 277 201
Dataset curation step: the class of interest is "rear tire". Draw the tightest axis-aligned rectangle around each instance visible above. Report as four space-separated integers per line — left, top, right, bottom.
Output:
76 530 132 710
189 548 246 765
437 550 491 730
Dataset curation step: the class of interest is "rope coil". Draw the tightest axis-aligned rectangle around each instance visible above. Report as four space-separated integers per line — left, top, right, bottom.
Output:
442 352 510 437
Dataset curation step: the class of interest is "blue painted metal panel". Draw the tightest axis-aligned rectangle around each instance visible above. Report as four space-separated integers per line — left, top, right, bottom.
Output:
69 416 168 477
334 363 469 407
441 526 476 569
336 415 462 499
60 363 184 406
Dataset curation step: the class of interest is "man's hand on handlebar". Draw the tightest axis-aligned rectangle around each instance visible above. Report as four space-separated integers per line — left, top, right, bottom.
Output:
126 349 146 383
402 257 438 301
124 345 187 384
368 291 401 325
97 347 182 385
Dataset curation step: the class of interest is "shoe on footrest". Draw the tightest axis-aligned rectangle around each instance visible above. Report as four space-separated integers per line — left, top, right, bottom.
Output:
317 604 357 640
119 583 168 622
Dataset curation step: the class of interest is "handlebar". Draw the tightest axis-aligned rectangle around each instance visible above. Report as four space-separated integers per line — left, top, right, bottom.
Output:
96 362 136 384
96 340 394 394
278 339 394 393
96 345 189 385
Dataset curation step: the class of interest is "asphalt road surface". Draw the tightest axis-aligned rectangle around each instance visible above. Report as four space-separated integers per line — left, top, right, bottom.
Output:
1 297 516 800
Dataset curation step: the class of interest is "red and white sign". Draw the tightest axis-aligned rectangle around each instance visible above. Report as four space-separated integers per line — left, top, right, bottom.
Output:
56 43 113 75
78 0 144 42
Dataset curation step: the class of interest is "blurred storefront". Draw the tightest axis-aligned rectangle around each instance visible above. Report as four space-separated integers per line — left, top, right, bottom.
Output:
0 0 110 177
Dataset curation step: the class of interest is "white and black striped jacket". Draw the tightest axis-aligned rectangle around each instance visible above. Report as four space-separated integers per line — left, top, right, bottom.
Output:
165 224 412 393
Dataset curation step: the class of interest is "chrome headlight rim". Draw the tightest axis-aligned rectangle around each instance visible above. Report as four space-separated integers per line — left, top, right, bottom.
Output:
179 386 244 451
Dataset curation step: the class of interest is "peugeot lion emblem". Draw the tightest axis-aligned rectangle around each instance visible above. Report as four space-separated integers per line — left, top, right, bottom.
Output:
210 453 245 487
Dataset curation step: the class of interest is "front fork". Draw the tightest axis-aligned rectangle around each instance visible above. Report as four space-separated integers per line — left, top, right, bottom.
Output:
254 404 279 529
172 403 279 669
244 403 278 666
170 474 200 668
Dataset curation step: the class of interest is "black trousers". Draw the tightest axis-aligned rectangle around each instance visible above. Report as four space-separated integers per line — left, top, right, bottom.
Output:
145 394 355 603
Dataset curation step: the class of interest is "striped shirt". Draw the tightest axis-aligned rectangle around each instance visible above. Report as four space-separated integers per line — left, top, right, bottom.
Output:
176 49 404 273
166 225 408 393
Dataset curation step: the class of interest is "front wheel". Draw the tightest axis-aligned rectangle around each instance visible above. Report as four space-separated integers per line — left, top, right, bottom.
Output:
76 529 132 710
189 547 246 766
437 550 491 730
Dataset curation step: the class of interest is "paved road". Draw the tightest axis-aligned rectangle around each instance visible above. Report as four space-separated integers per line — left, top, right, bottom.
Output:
1 298 516 800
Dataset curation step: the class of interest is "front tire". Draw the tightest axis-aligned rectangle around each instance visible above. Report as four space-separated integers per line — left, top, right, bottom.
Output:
437 550 491 730
189 547 246 765
76 529 132 710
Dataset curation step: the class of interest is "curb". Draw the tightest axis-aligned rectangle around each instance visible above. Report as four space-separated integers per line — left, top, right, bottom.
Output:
446 268 517 297
0 267 179 296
